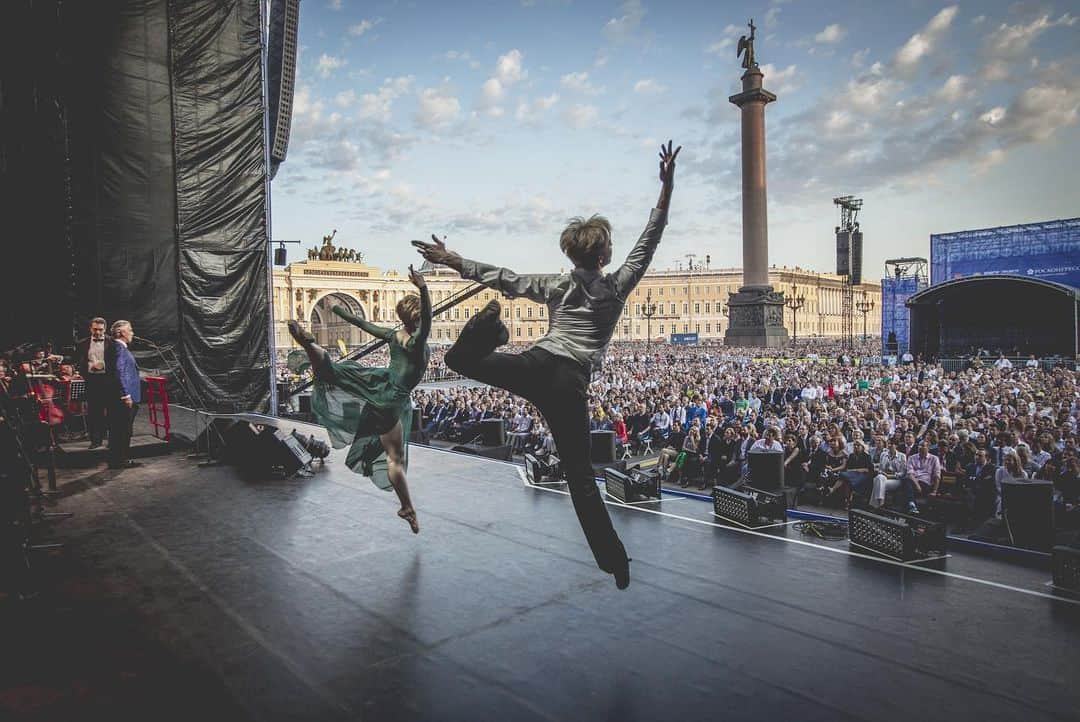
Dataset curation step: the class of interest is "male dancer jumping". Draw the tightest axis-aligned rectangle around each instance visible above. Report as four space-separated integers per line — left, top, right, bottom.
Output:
414 140 680 589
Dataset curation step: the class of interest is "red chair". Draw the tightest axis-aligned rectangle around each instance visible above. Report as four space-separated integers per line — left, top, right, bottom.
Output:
145 376 171 441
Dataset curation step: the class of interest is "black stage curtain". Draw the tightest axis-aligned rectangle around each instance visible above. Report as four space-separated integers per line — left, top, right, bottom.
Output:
168 0 271 412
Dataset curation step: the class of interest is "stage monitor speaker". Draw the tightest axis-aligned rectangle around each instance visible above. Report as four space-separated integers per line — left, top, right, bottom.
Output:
590 429 616 464
411 407 423 434
604 467 634 503
1052 546 1080 594
848 507 946 561
480 418 505 447
748 449 784 492
712 485 783 527
835 229 850 276
525 453 561 484
451 443 513 462
258 427 312 477
1003 481 1054 551
298 393 312 413
850 230 863 285
193 417 237 459
591 458 626 478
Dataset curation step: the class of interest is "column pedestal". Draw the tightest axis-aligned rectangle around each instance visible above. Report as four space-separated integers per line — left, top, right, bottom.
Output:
725 287 788 348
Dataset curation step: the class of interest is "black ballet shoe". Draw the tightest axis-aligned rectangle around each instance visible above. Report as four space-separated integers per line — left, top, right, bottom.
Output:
613 556 631 590
287 320 315 347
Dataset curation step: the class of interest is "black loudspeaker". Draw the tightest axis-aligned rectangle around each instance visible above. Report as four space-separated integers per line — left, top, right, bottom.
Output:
256 427 312 477
525 453 561 484
591 458 626 478
267 0 300 178
298 393 312 413
849 507 946 561
1003 481 1054 551
1052 546 1080 594
748 449 784 492
411 407 423 434
850 230 863 285
451 443 513 462
220 420 260 464
480 418 505 446
835 229 850 276
590 430 616 464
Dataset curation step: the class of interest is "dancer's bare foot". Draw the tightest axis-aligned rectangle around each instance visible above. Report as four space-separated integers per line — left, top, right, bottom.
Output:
398 507 420 534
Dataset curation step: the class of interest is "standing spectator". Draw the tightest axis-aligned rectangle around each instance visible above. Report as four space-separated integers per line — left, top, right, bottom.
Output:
74 317 112 450
108 320 141 470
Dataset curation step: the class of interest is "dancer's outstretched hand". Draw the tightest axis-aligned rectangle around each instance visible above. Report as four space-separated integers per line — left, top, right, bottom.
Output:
407 264 426 289
659 140 681 185
412 234 462 269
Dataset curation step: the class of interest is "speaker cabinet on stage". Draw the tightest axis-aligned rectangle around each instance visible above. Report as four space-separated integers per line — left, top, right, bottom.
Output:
411 407 423 434
1003 481 1054 551
480 418 506 447
257 427 312 477
451 443 513 462
748 449 784 492
1052 546 1080 594
525 453 561 484
848 507 946 561
298 393 312 413
590 430 616 464
591 458 626 478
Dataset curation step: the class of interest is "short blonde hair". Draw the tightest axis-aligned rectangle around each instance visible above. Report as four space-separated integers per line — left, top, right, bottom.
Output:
396 295 421 331
559 214 612 269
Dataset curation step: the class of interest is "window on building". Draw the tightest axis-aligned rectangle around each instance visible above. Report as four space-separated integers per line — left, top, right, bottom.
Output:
694 303 700 314
515 307 521 319
683 303 688 314
659 324 665 334
504 307 510 319
658 287 664 295
706 323 711 333
683 324 688 333
623 324 630 336
464 308 470 319
695 324 700 334
527 307 532 318
670 303 676 314
454 308 459 320
705 302 711 314
528 327 533 337
515 327 521 337
539 306 545 317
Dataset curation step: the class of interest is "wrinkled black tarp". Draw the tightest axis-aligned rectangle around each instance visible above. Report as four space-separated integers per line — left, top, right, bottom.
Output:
169 0 271 412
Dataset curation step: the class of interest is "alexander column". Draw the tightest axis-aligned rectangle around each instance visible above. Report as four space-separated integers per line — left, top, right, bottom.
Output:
724 19 789 348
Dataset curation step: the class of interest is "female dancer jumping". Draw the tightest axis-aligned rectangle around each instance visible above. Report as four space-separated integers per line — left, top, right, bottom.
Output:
287 265 431 533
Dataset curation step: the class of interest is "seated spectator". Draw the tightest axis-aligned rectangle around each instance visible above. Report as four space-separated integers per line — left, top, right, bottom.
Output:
750 425 783 452
612 414 629 453
871 439 911 510
963 448 998 524
840 439 874 506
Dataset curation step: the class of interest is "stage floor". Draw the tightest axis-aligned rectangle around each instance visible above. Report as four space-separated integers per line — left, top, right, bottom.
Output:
6 441 1080 721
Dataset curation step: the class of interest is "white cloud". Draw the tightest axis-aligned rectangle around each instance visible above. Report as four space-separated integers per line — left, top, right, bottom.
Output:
706 24 742 54
562 103 599 129
348 19 380 38
357 76 414 123
415 87 461 129
814 24 846 44
936 74 971 103
759 63 801 95
603 0 645 42
983 13 1077 61
633 79 666 94
516 93 560 124
494 49 527 86
765 6 781 28
445 50 482 70
980 106 1006 126
851 48 870 68
561 71 601 95
335 89 356 108
894 6 959 70
328 0 342 9
316 53 347 78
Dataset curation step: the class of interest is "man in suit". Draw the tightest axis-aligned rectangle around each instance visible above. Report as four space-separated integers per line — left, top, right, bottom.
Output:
108 320 142 469
74 317 112 449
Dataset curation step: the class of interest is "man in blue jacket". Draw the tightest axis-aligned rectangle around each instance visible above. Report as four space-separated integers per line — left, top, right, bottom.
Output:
108 319 142 469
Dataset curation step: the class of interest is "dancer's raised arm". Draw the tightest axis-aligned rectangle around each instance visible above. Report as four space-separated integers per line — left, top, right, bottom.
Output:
333 304 394 341
406 264 432 349
412 235 561 304
612 140 680 297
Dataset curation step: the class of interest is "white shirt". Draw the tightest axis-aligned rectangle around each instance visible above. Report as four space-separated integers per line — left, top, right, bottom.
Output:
87 338 106 374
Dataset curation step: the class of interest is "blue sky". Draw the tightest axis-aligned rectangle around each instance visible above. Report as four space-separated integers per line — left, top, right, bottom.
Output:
272 0 1080 279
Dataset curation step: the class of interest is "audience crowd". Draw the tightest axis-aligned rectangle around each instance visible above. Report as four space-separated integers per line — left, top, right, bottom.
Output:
409 341 1080 531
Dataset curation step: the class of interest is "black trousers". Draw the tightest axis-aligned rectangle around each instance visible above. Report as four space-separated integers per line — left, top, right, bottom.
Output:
84 375 109 444
445 337 626 573
108 400 138 467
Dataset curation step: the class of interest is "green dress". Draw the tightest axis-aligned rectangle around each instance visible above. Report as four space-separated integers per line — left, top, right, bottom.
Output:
310 287 431 490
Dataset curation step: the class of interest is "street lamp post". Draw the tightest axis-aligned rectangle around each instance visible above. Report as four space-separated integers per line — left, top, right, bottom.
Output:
643 289 657 347
855 294 875 342
784 281 806 344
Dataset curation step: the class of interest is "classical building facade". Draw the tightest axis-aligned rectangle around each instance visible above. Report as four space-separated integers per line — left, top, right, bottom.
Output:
272 256 881 351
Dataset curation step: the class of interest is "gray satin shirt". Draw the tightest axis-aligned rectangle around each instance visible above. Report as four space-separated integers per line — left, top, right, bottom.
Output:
459 207 668 370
